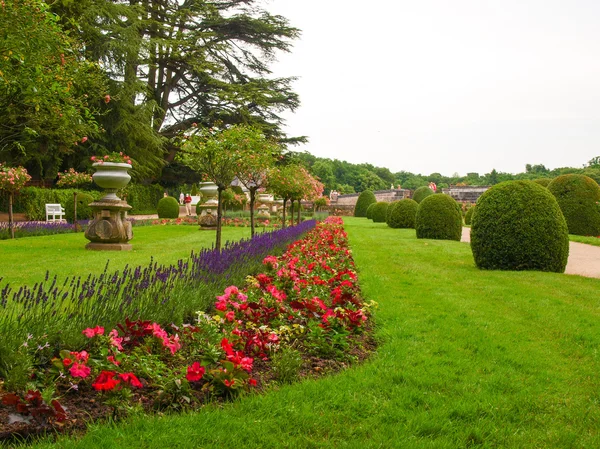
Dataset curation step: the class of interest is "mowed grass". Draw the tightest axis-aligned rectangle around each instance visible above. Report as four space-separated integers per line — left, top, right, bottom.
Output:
570 234 600 247
23 217 600 448
0 226 251 287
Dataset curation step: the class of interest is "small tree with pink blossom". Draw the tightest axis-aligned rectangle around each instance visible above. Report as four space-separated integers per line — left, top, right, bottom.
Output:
0 164 32 238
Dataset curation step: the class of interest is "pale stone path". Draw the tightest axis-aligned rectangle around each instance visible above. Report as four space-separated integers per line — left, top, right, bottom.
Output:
461 227 600 279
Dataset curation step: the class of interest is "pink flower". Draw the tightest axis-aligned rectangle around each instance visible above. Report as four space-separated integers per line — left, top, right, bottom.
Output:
104 94 111 103
225 311 235 321
82 326 104 338
186 362 205 382
81 136 88 143
69 362 91 378
109 329 123 351
107 355 120 366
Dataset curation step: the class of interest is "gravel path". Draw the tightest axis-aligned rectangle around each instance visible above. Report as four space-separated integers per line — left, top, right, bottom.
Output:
461 227 600 279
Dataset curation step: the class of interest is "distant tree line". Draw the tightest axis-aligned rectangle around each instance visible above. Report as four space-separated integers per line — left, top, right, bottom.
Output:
289 152 600 194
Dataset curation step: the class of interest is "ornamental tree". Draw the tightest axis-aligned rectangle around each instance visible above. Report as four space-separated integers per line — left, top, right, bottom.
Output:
0 0 106 176
0 164 32 238
267 165 301 228
233 127 281 237
179 126 246 251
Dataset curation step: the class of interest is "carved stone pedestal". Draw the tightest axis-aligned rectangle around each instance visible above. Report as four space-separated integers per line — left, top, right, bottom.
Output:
84 199 133 251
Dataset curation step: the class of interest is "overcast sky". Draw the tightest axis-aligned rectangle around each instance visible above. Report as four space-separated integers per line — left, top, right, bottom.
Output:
265 0 600 176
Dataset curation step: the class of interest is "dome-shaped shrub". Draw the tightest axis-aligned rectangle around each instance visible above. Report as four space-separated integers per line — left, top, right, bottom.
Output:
464 205 475 225
412 186 434 204
533 178 552 188
65 193 95 222
387 199 418 229
471 180 569 272
415 194 462 241
371 202 389 223
548 174 600 236
157 196 180 218
354 190 376 217
366 202 377 220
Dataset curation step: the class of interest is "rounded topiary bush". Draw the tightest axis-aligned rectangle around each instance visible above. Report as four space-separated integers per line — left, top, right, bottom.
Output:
371 202 389 223
547 174 600 236
415 194 462 241
464 205 475 225
471 180 569 272
354 190 376 217
533 178 552 188
65 193 94 222
366 202 377 220
387 199 418 228
412 186 434 204
157 196 180 218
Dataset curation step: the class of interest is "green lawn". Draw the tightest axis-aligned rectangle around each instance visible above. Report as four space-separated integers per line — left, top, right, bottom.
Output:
0 226 251 287
21 217 600 448
569 234 600 247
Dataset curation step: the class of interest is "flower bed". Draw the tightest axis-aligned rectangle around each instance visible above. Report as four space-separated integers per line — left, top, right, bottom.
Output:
0 217 375 441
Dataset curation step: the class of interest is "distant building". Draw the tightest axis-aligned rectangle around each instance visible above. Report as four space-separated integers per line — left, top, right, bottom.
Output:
442 185 489 203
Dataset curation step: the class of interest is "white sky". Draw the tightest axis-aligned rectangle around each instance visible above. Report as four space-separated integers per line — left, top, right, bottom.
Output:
265 0 600 176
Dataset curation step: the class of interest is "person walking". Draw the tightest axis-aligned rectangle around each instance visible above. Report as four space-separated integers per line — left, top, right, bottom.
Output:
184 193 192 215
179 192 184 205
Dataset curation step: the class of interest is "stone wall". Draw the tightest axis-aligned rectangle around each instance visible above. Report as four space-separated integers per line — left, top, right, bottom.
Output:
331 189 411 208
442 186 490 203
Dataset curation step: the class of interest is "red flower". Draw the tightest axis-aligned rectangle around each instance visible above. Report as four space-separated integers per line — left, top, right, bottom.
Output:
186 362 205 382
62 358 73 367
249 378 257 387
118 372 143 388
107 355 120 366
224 379 235 388
92 371 120 391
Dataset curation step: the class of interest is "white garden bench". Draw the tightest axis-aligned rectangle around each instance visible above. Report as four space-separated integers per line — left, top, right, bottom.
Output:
45 204 66 222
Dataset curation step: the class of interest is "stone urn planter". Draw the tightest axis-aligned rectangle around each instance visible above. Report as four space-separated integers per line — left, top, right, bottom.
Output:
91 162 132 201
197 181 219 230
85 162 133 250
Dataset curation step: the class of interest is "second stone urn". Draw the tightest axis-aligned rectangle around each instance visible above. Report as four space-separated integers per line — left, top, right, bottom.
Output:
197 181 219 229
85 162 133 250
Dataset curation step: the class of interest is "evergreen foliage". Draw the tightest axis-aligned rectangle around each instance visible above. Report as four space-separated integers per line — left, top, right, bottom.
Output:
533 178 552 188
157 196 180 219
65 193 95 222
371 202 389 223
471 181 569 272
413 186 434 204
464 206 475 225
354 190 376 217
366 203 376 220
415 194 462 241
124 184 164 214
387 199 418 229
547 174 600 236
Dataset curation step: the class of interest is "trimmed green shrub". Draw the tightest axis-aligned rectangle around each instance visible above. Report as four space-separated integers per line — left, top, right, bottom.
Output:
548 174 600 236
123 184 164 214
354 190 376 217
471 180 569 272
412 186 434 204
387 199 418 229
464 205 475 225
415 194 462 241
386 200 399 223
366 203 376 220
371 202 389 223
533 178 552 188
157 196 180 218
64 193 95 222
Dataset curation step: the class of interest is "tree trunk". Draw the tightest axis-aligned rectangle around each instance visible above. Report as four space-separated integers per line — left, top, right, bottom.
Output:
216 187 223 252
249 188 256 237
282 198 287 228
297 199 301 225
289 199 294 227
8 192 14 239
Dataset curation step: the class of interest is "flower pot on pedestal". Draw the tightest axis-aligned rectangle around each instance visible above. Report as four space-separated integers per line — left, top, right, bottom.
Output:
85 162 133 250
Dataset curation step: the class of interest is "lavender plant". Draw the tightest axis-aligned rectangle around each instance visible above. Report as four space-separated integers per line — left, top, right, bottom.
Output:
0 220 316 389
